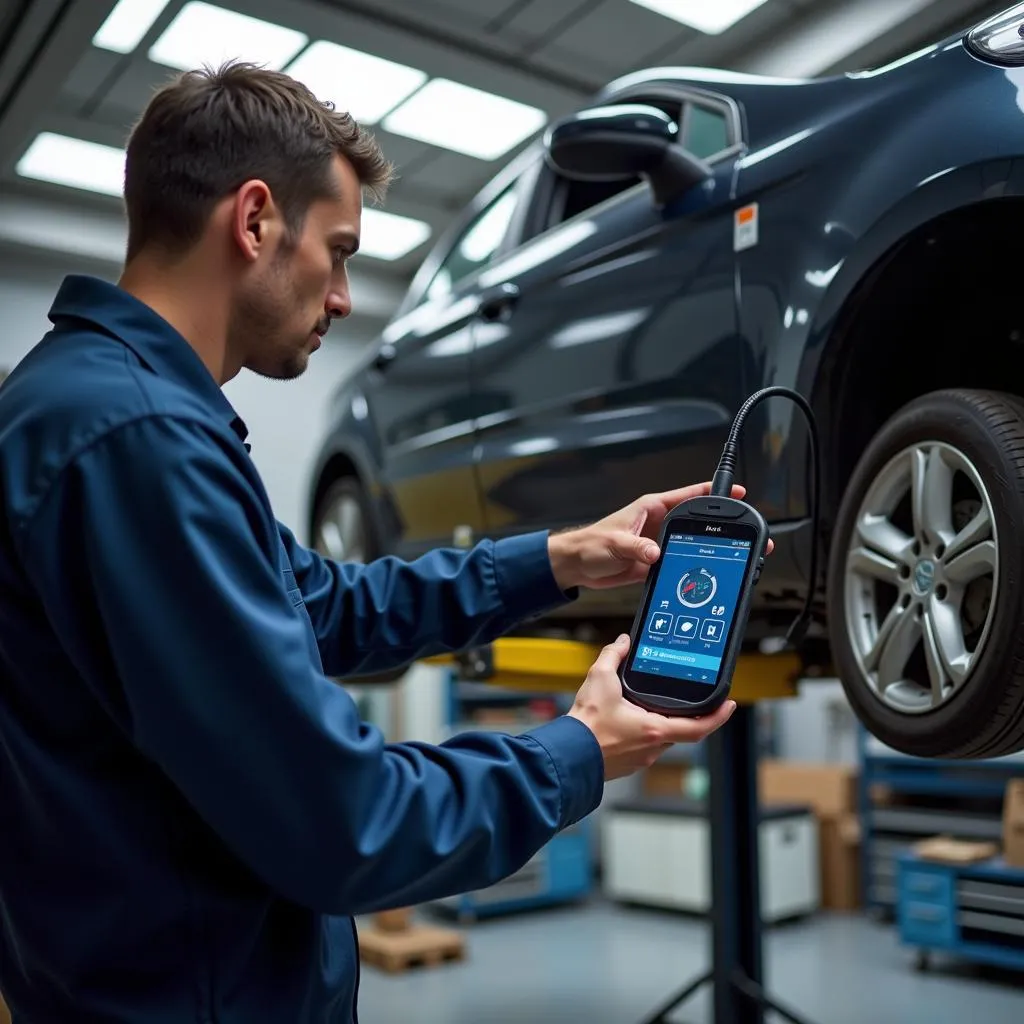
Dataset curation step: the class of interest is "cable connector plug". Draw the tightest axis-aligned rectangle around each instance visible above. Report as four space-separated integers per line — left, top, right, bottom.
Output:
710 442 739 498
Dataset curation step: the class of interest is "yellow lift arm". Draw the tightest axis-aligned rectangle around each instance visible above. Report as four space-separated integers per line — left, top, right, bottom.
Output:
423 638 802 704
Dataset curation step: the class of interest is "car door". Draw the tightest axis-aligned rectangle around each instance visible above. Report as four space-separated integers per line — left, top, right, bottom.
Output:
470 89 748 540
360 172 525 557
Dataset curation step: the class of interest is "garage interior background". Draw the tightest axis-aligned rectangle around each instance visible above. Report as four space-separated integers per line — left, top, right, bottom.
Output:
2 1 1024 1023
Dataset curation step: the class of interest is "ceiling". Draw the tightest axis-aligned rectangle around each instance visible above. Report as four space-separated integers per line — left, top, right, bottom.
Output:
0 0 1011 323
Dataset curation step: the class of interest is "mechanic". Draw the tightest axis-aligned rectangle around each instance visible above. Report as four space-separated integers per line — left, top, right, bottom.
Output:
0 62 750 1022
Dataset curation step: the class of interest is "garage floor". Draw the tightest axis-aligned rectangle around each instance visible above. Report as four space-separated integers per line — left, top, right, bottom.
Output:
355 898 1022 1023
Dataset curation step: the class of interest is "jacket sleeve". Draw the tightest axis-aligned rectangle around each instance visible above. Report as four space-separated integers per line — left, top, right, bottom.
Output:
19 415 604 916
277 522 577 678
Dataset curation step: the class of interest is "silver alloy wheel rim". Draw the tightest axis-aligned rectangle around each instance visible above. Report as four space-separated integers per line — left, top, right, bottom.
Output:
315 491 368 564
844 440 998 715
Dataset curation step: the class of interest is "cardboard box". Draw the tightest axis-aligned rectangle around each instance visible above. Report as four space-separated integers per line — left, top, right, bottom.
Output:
1003 779 1024 868
759 761 861 911
759 761 857 820
641 762 690 797
914 835 999 866
820 814 861 911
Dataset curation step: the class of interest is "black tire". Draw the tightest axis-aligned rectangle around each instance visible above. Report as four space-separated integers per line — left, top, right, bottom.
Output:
311 476 378 565
827 389 1024 759
312 476 403 684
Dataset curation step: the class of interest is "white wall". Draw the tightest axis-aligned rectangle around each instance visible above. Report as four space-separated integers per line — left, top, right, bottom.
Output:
773 678 861 765
222 335 371 541
0 254 79 370
0 250 380 543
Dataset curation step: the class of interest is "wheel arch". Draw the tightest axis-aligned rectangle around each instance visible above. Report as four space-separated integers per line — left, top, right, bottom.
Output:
308 448 370 549
799 163 1024 529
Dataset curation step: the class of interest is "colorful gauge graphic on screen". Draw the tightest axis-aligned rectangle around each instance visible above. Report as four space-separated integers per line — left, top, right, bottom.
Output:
676 567 718 609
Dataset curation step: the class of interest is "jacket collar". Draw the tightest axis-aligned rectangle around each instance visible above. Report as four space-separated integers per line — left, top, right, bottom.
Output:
48 274 249 444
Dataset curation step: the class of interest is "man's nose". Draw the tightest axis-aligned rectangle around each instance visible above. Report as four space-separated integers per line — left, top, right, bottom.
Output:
326 288 351 320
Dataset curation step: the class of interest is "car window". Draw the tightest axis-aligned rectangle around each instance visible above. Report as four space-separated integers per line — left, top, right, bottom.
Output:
425 185 519 302
684 103 730 159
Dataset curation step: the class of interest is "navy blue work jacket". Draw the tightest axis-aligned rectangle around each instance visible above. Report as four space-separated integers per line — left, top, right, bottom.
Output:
0 275 604 1022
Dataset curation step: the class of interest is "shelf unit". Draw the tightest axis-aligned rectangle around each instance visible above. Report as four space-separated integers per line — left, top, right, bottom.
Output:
858 728 1024 913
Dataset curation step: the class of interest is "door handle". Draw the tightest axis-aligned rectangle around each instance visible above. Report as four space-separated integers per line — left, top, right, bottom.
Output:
477 282 520 323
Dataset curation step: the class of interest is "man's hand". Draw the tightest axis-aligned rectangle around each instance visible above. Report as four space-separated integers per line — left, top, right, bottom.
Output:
568 635 736 780
547 482 774 592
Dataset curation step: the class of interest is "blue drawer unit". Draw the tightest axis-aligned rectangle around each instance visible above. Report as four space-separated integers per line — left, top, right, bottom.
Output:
429 819 593 922
897 852 1024 972
898 865 956 946
435 670 593 920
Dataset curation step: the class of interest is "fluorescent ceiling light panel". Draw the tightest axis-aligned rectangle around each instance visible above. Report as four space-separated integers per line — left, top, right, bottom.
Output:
148 1 308 71
93 0 173 53
383 79 547 160
16 133 125 197
629 0 769 35
360 209 431 261
286 41 426 124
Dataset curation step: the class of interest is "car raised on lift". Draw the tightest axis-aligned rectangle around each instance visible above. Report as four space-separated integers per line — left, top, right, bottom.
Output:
310 5 1024 760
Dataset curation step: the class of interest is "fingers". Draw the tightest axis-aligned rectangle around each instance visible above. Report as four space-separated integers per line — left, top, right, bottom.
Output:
610 530 660 565
593 633 631 673
658 700 737 743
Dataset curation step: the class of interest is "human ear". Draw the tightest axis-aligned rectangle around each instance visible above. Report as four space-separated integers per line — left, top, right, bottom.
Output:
232 180 275 262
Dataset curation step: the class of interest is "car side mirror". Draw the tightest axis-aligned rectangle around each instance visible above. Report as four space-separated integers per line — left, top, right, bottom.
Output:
543 103 712 207
372 342 397 371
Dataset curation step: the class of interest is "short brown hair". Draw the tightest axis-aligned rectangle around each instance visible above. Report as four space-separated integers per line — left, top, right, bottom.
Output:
123 60 393 261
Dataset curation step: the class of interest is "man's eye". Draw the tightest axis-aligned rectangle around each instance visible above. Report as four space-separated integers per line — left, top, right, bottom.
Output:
333 248 349 267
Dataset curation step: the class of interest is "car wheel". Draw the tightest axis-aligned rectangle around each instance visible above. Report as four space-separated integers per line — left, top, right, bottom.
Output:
312 477 375 564
312 476 408 683
827 389 1024 759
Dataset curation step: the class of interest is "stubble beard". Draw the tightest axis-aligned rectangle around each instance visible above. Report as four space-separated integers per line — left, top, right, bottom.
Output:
232 248 312 382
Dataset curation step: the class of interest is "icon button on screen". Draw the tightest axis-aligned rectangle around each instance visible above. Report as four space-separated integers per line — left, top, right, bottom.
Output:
648 613 674 636
701 619 723 643
674 615 699 639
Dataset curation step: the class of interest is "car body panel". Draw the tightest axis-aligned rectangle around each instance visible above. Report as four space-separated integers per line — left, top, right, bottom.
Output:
738 40 1024 524
310 18 1024 625
471 157 741 535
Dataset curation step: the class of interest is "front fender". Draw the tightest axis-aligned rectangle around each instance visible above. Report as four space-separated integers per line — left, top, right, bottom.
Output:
798 161 1020 406
738 42 1024 524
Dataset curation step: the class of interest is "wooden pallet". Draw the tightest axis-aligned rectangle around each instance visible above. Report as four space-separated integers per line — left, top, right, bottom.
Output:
358 923 466 973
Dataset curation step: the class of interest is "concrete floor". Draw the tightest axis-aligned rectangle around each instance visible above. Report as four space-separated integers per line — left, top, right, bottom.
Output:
355 899 1023 1023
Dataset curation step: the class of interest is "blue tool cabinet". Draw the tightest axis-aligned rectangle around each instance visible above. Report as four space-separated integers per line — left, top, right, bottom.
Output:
429 818 593 922
429 672 593 921
897 852 1024 972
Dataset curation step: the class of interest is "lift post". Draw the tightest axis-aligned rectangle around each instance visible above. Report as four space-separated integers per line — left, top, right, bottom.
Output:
425 638 819 1024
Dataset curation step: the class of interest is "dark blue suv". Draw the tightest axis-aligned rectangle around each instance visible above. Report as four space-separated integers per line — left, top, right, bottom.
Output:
310 5 1024 760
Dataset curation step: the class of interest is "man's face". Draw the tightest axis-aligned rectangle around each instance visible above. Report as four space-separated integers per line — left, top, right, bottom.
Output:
232 153 361 380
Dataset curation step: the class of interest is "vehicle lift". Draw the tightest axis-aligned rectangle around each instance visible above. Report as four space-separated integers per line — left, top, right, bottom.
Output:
430 637 820 1024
